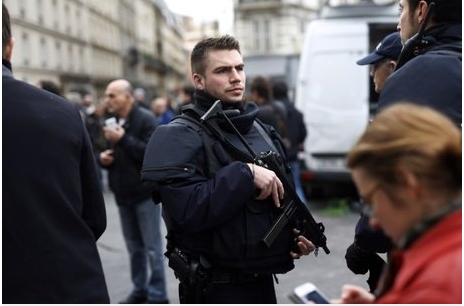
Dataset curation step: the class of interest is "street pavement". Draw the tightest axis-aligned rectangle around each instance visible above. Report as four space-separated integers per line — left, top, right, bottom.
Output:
97 190 369 304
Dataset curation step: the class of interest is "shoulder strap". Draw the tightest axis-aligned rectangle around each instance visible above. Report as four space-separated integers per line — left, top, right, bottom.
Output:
254 119 278 153
171 114 202 131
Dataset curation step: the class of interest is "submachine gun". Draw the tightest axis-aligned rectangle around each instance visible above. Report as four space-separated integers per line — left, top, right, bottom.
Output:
200 100 330 256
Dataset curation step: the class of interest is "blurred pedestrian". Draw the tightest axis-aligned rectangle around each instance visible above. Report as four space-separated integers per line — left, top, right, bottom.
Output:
175 84 195 114
142 35 315 304
38 79 62 96
250 75 288 139
99 79 168 304
3 3 109 303
345 31 402 292
272 80 307 205
338 103 461 304
134 87 150 109
378 0 461 124
79 93 107 187
151 96 175 125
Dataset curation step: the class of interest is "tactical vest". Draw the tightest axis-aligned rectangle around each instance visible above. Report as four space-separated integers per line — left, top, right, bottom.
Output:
167 107 295 274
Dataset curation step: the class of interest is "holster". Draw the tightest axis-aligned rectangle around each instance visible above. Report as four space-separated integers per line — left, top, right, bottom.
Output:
168 248 211 303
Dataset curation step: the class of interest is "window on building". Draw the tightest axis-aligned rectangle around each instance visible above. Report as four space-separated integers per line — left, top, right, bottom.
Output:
37 0 44 24
76 9 82 37
79 46 85 72
253 18 272 52
55 41 62 70
68 44 74 71
18 0 26 18
21 33 30 66
40 37 47 68
52 0 59 29
65 3 71 33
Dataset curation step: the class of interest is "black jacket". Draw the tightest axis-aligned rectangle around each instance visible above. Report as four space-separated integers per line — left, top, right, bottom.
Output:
280 98 307 161
378 23 462 125
103 105 158 206
2 60 109 303
142 91 294 274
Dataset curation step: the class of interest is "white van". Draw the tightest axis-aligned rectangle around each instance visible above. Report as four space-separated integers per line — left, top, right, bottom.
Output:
294 2 398 198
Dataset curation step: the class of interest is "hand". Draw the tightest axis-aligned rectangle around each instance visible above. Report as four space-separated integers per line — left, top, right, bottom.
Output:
100 149 114 166
290 229 315 259
331 284 375 304
103 125 125 143
345 242 370 274
248 163 284 208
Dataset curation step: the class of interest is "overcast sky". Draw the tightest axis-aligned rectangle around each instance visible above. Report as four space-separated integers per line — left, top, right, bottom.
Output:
165 0 234 32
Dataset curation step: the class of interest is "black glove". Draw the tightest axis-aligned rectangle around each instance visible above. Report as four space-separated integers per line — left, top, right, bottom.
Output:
345 242 387 292
345 242 371 275
366 253 387 292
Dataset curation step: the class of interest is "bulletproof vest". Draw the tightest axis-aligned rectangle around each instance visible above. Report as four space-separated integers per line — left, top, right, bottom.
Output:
168 108 295 274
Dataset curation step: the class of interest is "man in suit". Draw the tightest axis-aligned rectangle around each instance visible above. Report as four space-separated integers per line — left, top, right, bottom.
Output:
2 3 109 303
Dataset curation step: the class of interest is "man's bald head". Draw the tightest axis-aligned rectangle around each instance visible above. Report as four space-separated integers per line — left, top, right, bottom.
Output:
104 79 134 117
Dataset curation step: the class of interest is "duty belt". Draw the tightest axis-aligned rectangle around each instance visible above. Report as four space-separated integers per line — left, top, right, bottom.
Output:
210 270 271 285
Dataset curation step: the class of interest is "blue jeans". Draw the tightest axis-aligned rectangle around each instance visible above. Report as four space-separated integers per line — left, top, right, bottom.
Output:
117 198 167 302
290 160 307 205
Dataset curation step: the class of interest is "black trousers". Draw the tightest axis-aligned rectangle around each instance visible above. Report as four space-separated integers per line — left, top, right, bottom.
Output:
203 274 276 304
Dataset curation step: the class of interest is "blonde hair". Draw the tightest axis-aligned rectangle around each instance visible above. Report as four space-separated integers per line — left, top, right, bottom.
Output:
347 103 461 194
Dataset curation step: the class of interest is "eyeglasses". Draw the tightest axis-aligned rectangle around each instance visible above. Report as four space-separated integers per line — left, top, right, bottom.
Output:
359 183 381 217
370 59 391 74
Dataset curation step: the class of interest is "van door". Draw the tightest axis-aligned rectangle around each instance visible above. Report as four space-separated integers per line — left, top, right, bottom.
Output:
295 20 368 180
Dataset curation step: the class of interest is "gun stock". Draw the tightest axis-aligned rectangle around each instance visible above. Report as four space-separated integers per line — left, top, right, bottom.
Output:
259 151 330 255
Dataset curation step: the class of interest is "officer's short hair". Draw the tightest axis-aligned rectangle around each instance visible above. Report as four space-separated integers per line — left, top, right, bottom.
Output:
3 3 11 58
407 0 461 24
191 35 241 75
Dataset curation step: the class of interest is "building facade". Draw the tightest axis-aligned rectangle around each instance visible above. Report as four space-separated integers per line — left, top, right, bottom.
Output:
234 0 321 97
3 0 187 101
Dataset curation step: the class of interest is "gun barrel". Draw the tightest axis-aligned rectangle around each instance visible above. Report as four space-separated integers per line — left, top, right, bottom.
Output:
259 151 330 254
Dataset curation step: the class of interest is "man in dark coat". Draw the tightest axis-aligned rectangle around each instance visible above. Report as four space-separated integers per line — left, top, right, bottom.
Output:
99 79 168 304
2 3 109 303
272 80 308 204
378 0 461 126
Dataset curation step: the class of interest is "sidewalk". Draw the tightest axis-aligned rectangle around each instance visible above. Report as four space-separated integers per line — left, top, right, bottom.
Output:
97 191 369 304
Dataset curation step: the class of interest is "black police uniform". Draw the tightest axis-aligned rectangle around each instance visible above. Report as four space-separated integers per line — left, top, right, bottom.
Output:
142 91 295 303
378 23 462 125
349 23 462 292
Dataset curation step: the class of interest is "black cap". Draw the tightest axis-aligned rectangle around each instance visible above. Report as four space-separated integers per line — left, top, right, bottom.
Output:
356 32 402 65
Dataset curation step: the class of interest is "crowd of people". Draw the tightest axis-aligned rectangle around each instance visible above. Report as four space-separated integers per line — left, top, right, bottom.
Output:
3 0 461 304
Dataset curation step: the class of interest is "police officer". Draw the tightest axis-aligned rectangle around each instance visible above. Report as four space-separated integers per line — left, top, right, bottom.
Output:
345 32 402 293
378 0 461 125
142 35 315 304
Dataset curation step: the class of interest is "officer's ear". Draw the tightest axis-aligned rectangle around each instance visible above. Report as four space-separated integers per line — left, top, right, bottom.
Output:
386 60 396 72
3 36 14 61
193 73 205 91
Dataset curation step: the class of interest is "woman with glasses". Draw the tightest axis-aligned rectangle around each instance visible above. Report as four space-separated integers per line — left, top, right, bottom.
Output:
338 103 461 303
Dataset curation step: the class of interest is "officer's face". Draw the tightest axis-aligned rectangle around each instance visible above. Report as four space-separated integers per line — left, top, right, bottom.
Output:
193 49 245 104
397 0 422 43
